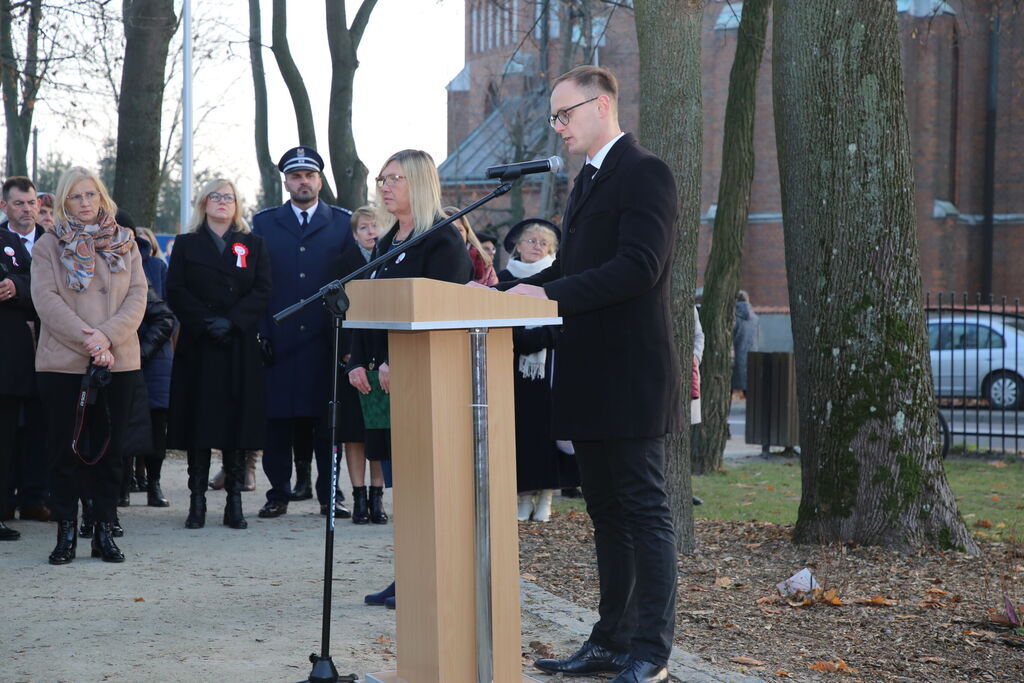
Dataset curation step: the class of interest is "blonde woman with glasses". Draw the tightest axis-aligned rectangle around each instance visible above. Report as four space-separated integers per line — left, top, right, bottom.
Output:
165 179 272 531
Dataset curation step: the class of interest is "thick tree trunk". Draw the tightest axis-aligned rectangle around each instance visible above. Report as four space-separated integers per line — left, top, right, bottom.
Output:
773 0 977 554
1 0 41 178
113 0 177 226
249 0 279 209
693 0 772 475
635 0 703 555
325 0 376 210
271 0 335 205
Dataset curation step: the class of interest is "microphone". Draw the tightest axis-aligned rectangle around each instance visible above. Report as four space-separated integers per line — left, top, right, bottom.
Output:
486 156 564 180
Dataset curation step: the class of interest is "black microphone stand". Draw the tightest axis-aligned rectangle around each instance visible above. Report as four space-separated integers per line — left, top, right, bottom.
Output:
277 180 512 683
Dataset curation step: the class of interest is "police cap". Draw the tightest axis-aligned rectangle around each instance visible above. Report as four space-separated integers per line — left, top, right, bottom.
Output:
278 146 324 174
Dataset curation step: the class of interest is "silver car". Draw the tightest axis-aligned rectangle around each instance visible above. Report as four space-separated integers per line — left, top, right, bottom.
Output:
927 315 1023 410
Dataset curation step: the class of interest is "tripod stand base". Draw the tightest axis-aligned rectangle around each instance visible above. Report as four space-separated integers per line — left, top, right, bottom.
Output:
298 653 357 683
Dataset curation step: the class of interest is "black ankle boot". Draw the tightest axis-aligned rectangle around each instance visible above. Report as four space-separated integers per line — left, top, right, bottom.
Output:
352 486 369 524
79 499 94 538
91 522 125 562
369 486 388 524
223 450 248 529
134 456 148 492
223 492 247 529
290 460 313 500
147 479 169 507
186 449 211 529
49 519 77 565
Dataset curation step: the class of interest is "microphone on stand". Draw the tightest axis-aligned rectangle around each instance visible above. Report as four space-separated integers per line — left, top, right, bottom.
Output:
485 156 564 180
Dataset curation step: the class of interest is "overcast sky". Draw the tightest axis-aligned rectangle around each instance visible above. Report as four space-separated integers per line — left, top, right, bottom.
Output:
31 0 466 212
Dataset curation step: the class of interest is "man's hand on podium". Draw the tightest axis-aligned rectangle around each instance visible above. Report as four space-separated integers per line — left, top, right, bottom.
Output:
507 283 548 300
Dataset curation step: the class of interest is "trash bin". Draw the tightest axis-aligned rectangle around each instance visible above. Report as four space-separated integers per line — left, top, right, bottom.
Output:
745 352 800 450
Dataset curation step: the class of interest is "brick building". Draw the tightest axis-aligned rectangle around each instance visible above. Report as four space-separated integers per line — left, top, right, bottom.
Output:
440 0 1022 305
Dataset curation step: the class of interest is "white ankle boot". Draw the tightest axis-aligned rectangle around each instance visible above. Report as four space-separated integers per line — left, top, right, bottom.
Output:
533 489 555 522
517 493 535 521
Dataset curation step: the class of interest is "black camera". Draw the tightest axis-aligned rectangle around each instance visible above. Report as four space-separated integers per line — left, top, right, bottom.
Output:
81 361 112 405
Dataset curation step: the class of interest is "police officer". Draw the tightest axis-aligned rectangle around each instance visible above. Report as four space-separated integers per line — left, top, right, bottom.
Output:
253 147 355 519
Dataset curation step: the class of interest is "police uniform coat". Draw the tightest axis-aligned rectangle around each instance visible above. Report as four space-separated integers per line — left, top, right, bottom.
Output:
0 228 36 397
494 134 683 439
254 201 354 418
166 227 271 450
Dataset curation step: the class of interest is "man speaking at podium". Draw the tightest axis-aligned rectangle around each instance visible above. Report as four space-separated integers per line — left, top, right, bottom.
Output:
495 65 681 683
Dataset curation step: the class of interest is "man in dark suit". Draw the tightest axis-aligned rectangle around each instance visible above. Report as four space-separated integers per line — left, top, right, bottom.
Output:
253 147 356 519
0 176 49 526
494 66 681 683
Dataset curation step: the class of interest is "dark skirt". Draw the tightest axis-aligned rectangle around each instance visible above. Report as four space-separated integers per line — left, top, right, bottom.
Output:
335 375 366 444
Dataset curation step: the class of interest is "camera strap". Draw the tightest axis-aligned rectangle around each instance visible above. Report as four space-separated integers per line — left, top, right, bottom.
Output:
72 382 112 466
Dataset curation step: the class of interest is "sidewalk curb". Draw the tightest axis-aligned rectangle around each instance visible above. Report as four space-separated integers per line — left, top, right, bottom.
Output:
520 580 763 683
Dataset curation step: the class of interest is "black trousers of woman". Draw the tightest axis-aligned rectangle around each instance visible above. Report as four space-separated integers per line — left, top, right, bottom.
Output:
37 371 140 524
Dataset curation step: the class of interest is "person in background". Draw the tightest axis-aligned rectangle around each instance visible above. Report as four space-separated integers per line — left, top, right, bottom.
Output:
444 206 497 286
32 167 147 564
497 219 577 522
732 290 758 399
166 178 271 531
477 231 498 264
253 146 355 521
36 192 55 231
1 177 50 524
334 205 386 524
349 149 474 609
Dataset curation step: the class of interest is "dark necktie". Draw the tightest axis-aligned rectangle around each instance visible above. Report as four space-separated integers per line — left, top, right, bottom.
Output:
568 163 597 216
300 211 309 230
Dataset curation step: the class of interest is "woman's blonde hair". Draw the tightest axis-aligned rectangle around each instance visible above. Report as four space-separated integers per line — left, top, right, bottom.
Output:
443 206 492 268
375 150 443 238
136 227 162 257
351 205 376 234
516 224 559 259
187 178 250 234
54 167 118 224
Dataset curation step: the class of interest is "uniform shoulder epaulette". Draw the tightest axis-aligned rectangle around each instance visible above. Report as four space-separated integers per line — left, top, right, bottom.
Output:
330 204 353 215
254 206 276 217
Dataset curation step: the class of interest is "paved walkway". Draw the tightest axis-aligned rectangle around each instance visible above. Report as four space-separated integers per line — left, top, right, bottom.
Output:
3 444 763 682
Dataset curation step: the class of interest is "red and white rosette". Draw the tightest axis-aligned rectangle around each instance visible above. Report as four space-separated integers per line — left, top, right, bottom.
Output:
232 242 249 268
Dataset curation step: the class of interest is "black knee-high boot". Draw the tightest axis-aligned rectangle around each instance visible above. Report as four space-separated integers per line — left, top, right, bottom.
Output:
146 408 169 507
186 448 211 529
222 450 248 529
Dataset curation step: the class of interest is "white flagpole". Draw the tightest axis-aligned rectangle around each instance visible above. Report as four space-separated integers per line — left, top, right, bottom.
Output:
179 0 193 233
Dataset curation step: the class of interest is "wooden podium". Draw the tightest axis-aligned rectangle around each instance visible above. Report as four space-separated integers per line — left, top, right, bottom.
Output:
345 278 559 683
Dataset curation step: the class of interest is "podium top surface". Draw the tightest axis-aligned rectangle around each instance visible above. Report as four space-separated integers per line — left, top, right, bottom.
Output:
343 278 561 331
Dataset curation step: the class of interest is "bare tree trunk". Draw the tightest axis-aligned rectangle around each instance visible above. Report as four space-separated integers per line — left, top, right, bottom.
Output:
249 0 278 209
325 0 376 210
1 0 42 177
635 0 703 555
537 0 576 220
774 0 977 554
271 0 335 205
693 0 772 475
113 0 178 226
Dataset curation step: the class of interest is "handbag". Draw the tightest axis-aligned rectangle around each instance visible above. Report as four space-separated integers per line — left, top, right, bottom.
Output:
358 369 391 429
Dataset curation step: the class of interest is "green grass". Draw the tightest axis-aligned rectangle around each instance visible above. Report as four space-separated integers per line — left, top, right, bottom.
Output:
554 456 1024 541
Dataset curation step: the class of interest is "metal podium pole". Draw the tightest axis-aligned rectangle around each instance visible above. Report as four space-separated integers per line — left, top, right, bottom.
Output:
469 327 493 683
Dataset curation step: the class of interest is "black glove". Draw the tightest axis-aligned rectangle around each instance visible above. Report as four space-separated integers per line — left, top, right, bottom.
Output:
204 317 233 345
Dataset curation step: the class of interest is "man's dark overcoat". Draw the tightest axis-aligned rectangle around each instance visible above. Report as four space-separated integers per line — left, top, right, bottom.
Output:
0 228 35 397
166 228 271 449
253 201 354 418
495 134 683 439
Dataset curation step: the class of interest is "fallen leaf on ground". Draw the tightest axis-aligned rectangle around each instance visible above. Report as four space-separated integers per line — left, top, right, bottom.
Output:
133 597 145 602
989 460 1007 467
529 640 554 658
775 670 792 678
910 655 945 664
729 656 766 666
924 587 950 596
855 596 897 606
755 595 776 605
521 572 537 581
808 658 857 673
990 495 1001 501
975 520 993 528
714 576 733 588
822 588 844 606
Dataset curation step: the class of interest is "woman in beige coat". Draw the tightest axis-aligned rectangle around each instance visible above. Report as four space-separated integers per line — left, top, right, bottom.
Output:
31 167 147 565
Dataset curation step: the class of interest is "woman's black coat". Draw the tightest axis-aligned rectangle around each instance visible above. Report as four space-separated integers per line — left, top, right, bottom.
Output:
165 228 271 450
347 222 473 370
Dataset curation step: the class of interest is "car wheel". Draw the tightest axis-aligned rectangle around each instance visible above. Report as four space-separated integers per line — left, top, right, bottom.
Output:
984 371 1022 410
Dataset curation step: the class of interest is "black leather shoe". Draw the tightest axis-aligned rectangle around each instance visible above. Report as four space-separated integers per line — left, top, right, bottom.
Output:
223 493 248 529
258 500 288 518
351 486 370 524
535 641 630 676
49 520 77 564
320 501 351 519
609 658 669 683
91 522 125 562
368 486 388 524
0 521 20 541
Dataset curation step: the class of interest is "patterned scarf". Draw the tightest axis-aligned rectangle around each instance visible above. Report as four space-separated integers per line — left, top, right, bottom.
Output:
52 210 133 292
506 254 556 380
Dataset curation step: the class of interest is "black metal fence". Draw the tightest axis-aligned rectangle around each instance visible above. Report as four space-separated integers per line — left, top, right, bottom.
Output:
925 292 1023 454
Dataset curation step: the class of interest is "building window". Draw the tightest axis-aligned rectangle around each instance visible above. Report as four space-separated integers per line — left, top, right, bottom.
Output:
534 1 559 41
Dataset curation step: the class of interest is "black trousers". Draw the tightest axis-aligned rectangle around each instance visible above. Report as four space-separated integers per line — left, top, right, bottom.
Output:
574 436 677 666
262 417 335 505
0 395 19 512
37 371 139 524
